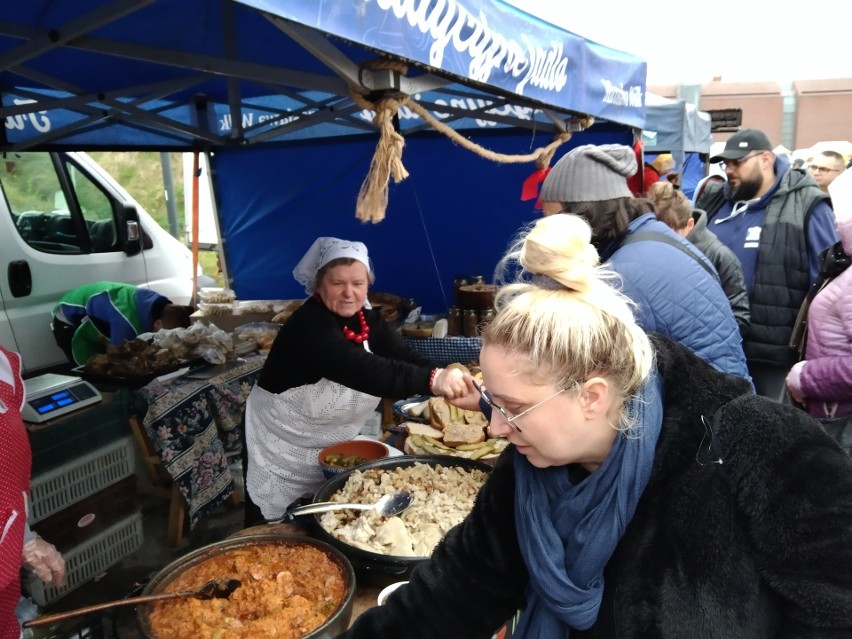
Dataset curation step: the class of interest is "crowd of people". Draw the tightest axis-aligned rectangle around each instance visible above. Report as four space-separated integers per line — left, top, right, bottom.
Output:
338 131 852 637
2 127 850 637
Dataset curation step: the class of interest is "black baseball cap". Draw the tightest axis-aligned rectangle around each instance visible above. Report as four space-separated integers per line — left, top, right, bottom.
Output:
710 129 773 163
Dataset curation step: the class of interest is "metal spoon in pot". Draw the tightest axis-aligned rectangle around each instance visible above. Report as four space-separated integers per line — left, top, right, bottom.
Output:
23 578 242 628
284 490 412 519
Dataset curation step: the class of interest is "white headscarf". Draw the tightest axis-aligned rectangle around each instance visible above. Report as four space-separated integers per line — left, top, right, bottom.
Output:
292 237 373 295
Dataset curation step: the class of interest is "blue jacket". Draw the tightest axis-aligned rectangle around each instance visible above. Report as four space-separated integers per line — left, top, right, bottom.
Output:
601 214 751 381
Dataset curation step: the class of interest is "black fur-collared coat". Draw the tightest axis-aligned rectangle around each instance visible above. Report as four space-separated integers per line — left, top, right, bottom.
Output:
338 337 852 639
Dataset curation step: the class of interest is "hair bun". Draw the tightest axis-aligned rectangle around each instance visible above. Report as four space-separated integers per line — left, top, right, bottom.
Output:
521 214 599 293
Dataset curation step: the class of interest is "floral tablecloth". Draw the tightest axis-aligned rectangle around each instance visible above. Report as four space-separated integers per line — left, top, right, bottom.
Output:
134 353 265 529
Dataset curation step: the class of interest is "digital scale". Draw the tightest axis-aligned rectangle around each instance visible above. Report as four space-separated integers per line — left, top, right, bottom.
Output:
22 373 102 424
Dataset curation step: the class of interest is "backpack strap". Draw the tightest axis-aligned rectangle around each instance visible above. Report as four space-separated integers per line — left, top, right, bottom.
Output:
617 231 720 282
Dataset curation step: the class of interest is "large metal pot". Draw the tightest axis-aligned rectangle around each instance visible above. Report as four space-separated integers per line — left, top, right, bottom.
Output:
309 455 492 586
136 534 356 638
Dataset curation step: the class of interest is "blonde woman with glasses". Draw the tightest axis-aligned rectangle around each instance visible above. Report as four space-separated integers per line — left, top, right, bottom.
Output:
337 213 852 639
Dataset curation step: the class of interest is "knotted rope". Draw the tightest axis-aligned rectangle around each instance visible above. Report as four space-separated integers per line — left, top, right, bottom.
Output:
350 59 592 223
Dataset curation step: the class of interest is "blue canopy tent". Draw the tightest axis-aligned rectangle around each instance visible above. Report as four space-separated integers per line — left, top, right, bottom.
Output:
641 92 712 199
0 0 648 311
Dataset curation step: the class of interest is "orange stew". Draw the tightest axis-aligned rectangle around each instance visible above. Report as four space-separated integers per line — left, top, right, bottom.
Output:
147 543 347 639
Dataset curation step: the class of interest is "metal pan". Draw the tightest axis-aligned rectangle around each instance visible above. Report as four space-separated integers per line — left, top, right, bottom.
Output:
136 534 356 638
309 455 492 585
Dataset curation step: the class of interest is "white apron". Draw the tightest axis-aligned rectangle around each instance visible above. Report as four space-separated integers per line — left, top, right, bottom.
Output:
245 377 381 520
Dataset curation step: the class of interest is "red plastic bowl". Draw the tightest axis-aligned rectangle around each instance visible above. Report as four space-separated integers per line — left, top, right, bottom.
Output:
319 440 388 479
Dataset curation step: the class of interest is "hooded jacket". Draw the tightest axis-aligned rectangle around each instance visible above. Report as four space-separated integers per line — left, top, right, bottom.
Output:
52 281 169 365
696 158 836 366
786 208 852 418
338 337 852 639
601 213 750 380
686 208 750 336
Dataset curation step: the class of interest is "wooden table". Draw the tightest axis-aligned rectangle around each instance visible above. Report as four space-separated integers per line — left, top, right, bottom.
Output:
132 353 265 542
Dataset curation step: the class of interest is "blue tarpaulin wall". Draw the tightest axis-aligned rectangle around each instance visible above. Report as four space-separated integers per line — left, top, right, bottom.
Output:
215 126 632 313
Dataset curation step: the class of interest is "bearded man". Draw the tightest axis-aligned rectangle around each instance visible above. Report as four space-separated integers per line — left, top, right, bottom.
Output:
695 128 838 399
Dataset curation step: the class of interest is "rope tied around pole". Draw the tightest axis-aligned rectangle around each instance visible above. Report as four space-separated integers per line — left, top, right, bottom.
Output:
350 59 593 223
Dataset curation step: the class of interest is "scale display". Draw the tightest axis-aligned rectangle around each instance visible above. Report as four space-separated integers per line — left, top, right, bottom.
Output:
22 374 102 423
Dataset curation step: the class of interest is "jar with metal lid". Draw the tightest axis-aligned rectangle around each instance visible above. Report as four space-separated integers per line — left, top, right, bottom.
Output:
462 309 479 337
447 307 462 336
477 308 496 334
453 276 469 307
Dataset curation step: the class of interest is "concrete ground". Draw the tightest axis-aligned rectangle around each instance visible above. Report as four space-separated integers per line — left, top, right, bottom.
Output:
25 493 247 638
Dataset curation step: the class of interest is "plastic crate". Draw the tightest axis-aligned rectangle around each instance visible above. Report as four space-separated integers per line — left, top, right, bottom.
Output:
29 437 135 523
27 388 130 476
23 511 144 607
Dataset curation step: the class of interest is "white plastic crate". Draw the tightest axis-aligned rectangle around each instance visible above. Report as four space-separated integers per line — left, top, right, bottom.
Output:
29 437 135 523
23 511 144 606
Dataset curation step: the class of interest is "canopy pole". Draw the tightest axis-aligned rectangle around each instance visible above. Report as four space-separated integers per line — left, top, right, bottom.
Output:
191 151 200 307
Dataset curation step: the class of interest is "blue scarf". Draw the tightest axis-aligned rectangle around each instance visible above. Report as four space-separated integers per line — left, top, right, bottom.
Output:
513 370 663 638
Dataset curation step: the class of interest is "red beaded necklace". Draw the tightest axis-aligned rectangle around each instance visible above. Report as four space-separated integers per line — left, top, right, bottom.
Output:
342 310 370 344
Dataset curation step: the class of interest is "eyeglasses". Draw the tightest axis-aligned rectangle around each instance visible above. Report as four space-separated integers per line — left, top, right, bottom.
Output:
720 151 763 171
471 378 569 433
808 165 840 176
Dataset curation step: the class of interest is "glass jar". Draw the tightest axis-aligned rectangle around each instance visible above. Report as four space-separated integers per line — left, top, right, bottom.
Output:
453 276 469 308
447 307 462 336
478 308 496 334
463 309 479 337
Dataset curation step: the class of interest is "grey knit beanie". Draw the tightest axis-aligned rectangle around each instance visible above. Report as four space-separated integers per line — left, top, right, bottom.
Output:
540 144 637 203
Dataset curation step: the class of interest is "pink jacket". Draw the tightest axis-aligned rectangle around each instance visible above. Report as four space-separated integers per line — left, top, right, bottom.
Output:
787 212 852 418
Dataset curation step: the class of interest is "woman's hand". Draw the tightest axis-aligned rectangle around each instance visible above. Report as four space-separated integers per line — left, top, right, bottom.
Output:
430 367 470 400
786 381 805 404
445 374 482 411
22 536 66 587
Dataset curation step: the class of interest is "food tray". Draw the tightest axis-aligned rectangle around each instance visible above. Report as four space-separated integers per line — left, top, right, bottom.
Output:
72 358 203 389
390 395 430 425
197 301 237 315
198 287 236 304
233 300 272 314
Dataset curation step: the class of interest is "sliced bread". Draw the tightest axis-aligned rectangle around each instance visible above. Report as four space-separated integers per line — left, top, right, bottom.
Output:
442 422 486 448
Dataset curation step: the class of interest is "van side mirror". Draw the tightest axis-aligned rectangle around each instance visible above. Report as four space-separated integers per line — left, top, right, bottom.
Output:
118 203 142 256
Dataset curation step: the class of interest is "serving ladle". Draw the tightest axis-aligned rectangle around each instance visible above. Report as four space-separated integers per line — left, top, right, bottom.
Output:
22 578 241 628
283 490 413 520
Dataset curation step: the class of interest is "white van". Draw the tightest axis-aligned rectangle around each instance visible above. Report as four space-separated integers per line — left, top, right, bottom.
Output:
0 151 198 374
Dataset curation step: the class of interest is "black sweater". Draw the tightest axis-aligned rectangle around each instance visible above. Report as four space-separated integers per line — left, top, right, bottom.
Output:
338 337 852 638
258 297 434 398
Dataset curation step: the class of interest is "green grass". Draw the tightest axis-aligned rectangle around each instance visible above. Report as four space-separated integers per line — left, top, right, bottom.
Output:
89 151 224 286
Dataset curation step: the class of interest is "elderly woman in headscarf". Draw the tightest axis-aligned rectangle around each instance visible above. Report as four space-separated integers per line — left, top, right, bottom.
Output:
243 237 469 524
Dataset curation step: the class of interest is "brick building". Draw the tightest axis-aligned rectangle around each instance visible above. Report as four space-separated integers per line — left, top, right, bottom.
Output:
650 77 852 151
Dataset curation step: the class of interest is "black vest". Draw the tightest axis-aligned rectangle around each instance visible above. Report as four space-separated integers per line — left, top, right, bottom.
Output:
697 169 829 366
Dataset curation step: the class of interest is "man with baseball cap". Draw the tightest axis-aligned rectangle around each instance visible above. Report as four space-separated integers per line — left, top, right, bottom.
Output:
695 128 838 400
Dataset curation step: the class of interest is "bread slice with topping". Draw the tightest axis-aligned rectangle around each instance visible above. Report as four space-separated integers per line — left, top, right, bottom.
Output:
442 422 486 448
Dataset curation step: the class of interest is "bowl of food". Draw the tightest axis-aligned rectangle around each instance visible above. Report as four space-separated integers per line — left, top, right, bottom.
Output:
137 534 356 639
310 455 492 586
318 439 389 479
